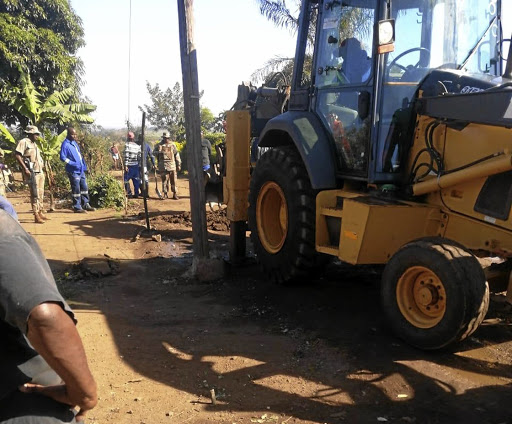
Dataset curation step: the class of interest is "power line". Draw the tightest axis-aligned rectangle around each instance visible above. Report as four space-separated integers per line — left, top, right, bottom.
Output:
127 0 132 129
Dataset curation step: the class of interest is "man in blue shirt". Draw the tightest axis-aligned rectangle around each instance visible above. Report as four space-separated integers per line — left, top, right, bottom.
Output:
59 127 96 213
0 195 18 220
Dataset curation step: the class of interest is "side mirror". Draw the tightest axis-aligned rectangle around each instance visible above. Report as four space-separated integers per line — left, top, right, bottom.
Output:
358 91 371 120
378 19 395 54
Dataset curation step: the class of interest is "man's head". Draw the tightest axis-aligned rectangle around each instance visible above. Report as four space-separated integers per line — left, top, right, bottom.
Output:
24 125 41 141
339 37 363 60
67 127 77 141
127 131 135 142
162 132 170 140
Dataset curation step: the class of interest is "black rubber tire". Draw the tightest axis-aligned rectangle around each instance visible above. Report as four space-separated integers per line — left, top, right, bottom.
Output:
381 238 489 350
248 146 323 284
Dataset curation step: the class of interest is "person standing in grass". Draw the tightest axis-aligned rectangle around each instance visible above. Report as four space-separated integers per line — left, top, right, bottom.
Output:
59 127 96 213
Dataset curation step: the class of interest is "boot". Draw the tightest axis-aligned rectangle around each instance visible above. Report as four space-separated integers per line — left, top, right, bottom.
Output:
34 213 45 224
38 211 50 221
172 193 179 200
84 203 96 212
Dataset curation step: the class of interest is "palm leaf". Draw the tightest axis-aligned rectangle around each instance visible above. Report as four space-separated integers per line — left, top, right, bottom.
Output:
256 0 298 30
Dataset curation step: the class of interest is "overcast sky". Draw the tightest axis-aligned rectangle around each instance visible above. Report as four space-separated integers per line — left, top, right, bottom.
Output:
70 0 297 129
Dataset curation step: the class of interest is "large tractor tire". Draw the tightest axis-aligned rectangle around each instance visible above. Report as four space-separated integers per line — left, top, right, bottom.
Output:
381 238 489 350
249 146 322 283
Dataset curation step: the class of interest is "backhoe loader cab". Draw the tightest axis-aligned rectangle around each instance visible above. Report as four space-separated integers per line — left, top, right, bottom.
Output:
225 0 512 350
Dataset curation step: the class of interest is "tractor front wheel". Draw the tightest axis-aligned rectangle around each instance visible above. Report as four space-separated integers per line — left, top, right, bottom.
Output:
249 146 321 283
381 238 489 350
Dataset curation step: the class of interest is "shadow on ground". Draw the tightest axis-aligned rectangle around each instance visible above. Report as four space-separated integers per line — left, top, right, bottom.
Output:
47 250 512 424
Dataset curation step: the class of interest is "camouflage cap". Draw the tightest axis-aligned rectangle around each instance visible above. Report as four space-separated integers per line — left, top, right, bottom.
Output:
162 132 170 139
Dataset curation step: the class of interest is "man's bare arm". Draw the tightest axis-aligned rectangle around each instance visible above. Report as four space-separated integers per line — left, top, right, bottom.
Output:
25 302 97 413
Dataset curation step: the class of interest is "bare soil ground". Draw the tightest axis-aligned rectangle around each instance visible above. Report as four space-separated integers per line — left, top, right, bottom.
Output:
9 173 512 424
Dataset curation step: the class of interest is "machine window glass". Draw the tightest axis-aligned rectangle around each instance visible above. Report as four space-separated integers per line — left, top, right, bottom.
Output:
375 0 505 180
316 1 376 88
386 0 501 81
318 90 369 174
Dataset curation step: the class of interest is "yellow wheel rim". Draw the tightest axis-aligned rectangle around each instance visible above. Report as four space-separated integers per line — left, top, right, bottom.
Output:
396 266 446 328
256 182 288 254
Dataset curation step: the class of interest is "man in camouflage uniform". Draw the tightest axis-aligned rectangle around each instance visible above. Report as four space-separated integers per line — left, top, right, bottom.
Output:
156 132 181 200
15 125 48 224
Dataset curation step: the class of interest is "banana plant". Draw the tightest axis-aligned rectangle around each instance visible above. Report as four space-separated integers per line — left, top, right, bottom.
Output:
0 68 96 209
6 68 96 127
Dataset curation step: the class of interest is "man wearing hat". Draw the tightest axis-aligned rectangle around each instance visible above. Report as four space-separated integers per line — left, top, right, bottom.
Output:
15 125 48 223
155 132 181 200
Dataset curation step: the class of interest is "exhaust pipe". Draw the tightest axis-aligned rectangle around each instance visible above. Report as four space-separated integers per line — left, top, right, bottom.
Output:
504 32 512 80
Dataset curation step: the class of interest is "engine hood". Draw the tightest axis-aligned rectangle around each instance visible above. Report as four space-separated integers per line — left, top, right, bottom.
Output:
420 68 511 97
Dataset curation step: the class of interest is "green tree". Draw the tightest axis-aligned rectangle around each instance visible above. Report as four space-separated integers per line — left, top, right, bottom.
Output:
141 81 185 141
253 1 308 84
141 82 216 141
200 107 216 132
0 0 85 125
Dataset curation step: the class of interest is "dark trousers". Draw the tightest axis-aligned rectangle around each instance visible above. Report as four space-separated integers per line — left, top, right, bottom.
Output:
67 172 89 211
124 165 140 196
0 390 77 423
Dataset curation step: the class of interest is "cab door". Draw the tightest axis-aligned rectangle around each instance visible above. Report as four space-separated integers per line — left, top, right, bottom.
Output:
313 0 378 178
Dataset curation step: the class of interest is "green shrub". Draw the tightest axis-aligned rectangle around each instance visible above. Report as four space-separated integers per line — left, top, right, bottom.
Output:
49 158 70 192
88 173 124 209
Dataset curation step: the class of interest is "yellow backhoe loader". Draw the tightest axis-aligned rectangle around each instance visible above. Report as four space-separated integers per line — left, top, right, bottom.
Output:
224 0 512 350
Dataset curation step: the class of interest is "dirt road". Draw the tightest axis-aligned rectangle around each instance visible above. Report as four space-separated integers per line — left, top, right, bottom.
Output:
10 175 512 424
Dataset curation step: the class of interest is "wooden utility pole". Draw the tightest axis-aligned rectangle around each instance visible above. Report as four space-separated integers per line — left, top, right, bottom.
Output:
177 0 208 258
140 111 150 231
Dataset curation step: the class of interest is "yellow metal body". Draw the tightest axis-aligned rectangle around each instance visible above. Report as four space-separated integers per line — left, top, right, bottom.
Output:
412 153 512 196
224 111 251 222
314 115 512 265
226 109 512 297
316 189 443 264
411 115 512 256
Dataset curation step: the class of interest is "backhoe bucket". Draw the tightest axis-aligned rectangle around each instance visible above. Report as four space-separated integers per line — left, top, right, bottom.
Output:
205 165 223 205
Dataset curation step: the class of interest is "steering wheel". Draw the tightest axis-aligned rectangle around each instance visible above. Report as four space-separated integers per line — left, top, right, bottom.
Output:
386 47 431 81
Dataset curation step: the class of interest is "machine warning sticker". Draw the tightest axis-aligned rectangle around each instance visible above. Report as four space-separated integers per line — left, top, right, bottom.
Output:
343 230 358 240
323 17 338 29
484 215 497 224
